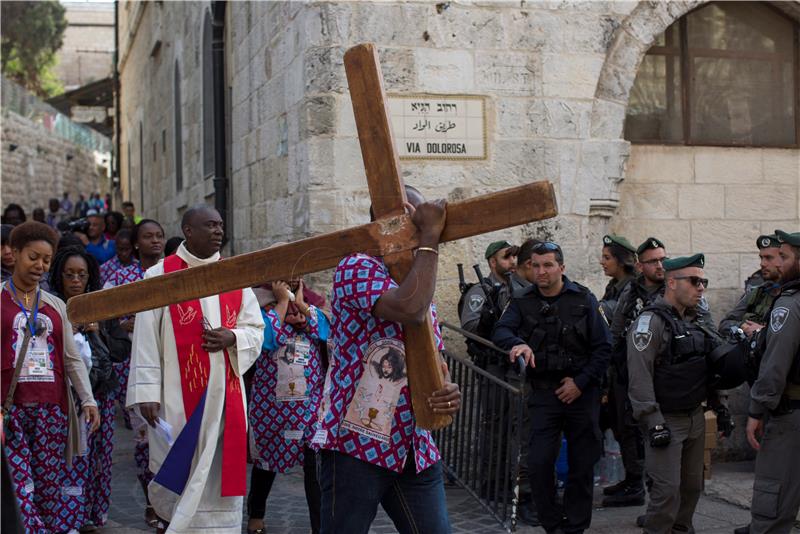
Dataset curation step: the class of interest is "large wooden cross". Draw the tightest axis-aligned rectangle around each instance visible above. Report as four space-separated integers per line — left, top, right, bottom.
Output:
68 43 557 430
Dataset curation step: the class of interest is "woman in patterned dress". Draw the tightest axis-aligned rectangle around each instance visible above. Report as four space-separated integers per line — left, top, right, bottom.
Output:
247 279 329 534
51 246 119 531
1 222 100 534
99 229 139 287
104 218 164 527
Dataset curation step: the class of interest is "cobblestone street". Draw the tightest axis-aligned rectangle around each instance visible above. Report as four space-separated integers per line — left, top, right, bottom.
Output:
90 412 776 534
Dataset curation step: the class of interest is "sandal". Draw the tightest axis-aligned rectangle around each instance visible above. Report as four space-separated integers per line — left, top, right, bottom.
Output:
145 506 159 528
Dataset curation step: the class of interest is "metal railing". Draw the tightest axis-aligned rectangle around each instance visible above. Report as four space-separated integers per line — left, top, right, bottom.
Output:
434 321 526 533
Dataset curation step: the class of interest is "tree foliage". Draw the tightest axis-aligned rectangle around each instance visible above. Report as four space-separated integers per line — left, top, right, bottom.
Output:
1 1 67 97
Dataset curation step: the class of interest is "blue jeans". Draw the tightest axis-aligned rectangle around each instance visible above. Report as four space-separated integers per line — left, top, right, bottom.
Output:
318 449 450 534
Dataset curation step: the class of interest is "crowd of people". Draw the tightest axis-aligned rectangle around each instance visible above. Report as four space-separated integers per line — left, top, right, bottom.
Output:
1 189 799 534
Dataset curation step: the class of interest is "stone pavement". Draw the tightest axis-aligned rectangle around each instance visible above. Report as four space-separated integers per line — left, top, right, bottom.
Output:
95 412 783 534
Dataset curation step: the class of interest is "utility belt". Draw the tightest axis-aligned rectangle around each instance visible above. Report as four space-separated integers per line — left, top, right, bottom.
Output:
531 376 566 390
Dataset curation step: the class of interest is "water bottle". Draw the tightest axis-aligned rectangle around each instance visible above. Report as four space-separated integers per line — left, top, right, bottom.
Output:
604 429 624 486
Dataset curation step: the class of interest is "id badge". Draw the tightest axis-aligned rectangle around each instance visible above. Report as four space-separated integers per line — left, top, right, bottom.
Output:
18 343 54 382
292 339 311 366
27 349 50 376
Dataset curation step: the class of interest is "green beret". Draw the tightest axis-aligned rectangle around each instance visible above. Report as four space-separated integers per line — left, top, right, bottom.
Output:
776 230 800 247
756 234 781 249
603 234 636 254
485 240 513 259
637 237 666 256
664 253 705 272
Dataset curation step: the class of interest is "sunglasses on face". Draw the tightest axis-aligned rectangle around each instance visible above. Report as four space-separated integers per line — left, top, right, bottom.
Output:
640 257 667 266
673 275 709 288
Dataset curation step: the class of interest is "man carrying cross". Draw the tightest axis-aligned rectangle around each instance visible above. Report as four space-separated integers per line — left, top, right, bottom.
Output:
126 206 265 533
317 185 462 533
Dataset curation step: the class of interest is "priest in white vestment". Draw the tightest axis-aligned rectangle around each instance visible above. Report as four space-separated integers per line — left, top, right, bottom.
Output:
127 206 264 533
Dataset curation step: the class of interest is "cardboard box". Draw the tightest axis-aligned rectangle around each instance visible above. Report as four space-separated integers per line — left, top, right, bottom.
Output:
704 411 717 449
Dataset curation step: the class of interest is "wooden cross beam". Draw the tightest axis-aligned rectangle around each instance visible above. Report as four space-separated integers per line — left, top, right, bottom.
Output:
67 43 558 429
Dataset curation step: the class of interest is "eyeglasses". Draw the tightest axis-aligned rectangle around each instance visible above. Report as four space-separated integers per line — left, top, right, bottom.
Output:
640 257 667 266
62 272 89 281
673 275 709 288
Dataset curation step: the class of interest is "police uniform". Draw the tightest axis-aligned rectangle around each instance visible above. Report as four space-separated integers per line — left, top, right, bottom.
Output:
493 275 611 534
604 237 667 503
458 241 535 523
627 254 719 534
718 235 782 340
599 234 637 322
747 230 800 534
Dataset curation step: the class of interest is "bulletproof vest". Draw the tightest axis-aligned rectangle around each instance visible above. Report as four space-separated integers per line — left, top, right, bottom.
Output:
516 286 592 375
622 280 663 333
742 284 779 325
644 305 716 413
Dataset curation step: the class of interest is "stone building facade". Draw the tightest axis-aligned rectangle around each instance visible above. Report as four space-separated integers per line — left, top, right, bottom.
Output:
54 2 115 92
1 77 111 213
118 0 799 321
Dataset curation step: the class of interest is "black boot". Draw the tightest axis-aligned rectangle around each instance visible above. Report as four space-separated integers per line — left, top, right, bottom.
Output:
733 526 750 534
602 478 630 496
517 503 541 527
601 479 645 507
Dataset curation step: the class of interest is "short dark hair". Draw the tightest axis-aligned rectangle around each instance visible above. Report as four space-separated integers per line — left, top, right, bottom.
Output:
57 233 85 252
2 203 26 224
530 241 564 265
517 238 543 264
49 246 102 298
122 201 134 209
115 229 133 244
9 221 58 252
105 211 124 229
164 236 183 257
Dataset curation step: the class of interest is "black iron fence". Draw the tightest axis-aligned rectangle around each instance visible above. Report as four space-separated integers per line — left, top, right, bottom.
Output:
434 321 526 533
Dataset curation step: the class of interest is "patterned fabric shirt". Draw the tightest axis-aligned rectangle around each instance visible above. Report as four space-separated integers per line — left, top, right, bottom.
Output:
101 257 144 288
249 306 328 472
320 254 443 474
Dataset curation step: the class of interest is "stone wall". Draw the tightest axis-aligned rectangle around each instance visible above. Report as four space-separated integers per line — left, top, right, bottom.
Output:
615 145 800 316
1 89 109 214
54 2 115 91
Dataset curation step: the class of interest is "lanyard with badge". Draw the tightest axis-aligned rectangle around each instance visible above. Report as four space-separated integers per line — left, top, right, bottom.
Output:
3 282 46 415
8 282 51 381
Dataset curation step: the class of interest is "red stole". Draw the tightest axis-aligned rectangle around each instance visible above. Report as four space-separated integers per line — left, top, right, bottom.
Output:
163 254 247 496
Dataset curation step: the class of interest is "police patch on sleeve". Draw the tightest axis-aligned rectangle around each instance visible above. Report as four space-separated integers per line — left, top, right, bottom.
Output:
771 307 790 333
633 314 653 352
468 294 485 313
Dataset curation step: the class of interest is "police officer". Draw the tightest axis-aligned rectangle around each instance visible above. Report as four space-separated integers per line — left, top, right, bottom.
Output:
719 235 782 341
627 254 729 534
744 230 800 534
604 237 668 506
598 234 644 507
600 234 637 321
459 240 536 523
460 240 526 349
493 241 611 534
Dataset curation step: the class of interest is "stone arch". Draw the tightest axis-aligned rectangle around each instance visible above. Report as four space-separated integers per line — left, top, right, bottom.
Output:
590 1 706 141
591 0 800 141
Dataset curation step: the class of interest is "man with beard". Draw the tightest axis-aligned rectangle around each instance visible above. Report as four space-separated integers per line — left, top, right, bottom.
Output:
627 254 729 534
719 235 782 341
744 230 800 534
127 205 265 533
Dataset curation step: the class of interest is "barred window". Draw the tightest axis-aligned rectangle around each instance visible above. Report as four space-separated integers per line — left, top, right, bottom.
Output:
625 2 799 147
